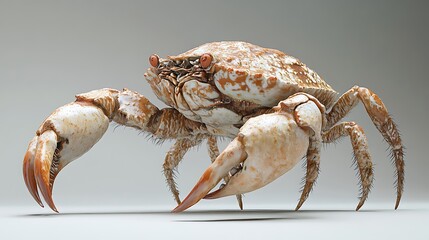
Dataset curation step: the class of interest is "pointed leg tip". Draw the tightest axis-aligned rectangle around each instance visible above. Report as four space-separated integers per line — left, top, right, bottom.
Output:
395 202 400 210
236 194 243 210
295 200 304 211
395 197 401 210
238 202 243 210
355 203 363 211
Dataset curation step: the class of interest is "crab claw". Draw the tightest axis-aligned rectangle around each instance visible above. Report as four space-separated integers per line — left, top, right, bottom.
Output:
172 137 247 212
34 130 59 212
23 102 110 212
23 136 44 208
173 94 323 212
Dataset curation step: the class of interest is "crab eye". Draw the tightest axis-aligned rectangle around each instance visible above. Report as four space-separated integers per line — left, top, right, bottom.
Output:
200 53 213 68
149 54 159 67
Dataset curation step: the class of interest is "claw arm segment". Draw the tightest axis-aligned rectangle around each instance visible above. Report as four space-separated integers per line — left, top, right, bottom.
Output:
76 88 208 138
326 86 404 209
172 137 247 213
76 88 159 131
323 122 374 211
24 88 209 212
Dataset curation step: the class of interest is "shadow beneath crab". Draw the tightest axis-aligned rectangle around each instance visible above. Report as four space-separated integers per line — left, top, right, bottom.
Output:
16 208 389 219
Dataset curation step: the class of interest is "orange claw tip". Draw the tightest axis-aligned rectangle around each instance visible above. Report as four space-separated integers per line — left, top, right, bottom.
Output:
33 130 59 213
171 189 203 213
172 167 219 213
23 137 44 208
34 163 58 213
35 171 58 213
203 188 223 200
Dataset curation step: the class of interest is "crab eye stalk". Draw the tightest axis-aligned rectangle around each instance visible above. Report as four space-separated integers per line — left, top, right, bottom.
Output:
200 53 213 69
149 54 159 67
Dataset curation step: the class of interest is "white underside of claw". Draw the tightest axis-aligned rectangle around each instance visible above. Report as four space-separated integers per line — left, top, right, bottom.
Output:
38 102 110 168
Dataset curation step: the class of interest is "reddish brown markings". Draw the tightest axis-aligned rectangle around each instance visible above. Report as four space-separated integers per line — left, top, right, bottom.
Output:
203 85 215 94
254 79 263 88
217 74 250 92
75 101 96 107
358 88 389 122
187 83 218 100
138 95 157 116
37 120 58 136
200 167 213 183
267 76 277 88
235 69 245 75
289 64 309 82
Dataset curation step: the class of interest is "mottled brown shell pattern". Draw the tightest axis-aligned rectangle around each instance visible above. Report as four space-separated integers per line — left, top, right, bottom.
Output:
173 41 338 108
145 41 339 136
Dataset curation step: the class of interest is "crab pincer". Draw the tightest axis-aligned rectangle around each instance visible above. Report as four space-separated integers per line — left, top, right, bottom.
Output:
23 100 112 212
173 93 324 212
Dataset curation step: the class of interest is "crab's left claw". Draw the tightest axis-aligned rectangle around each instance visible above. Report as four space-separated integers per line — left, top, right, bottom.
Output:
23 136 44 208
23 99 112 212
173 93 324 212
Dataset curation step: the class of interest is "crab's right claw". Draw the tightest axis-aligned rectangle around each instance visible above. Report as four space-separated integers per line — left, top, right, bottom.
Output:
23 101 110 212
172 137 248 213
173 93 324 212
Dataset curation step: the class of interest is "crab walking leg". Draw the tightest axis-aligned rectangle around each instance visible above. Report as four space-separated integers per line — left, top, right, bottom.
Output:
207 136 244 210
288 95 324 211
325 86 404 209
163 137 204 205
295 133 321 211
23 88 208 212
323 122 374 211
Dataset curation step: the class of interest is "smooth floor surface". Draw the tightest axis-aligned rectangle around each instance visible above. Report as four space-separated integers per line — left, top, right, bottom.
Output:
2 202 428 240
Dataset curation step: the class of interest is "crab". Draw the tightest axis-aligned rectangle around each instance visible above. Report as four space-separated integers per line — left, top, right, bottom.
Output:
22 41 404 213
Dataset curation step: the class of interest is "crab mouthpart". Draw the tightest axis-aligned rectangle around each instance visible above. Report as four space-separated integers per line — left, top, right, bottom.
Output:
156 57 209 85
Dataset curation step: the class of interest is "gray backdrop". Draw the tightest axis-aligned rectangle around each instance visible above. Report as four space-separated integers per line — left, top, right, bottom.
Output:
1 0 428 211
